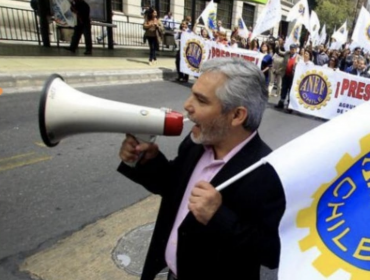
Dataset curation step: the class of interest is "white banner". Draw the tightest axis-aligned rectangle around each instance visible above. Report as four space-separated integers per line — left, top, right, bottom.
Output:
264 100 370 280
180 32 263 77
289 62 370 119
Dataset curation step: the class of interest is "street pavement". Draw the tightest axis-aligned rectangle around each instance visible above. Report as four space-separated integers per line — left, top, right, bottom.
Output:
0 42 179 94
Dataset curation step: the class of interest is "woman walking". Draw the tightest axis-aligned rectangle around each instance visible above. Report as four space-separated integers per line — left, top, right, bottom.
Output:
143 8 164 65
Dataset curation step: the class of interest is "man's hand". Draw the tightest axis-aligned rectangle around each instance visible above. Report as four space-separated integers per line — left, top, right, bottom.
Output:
188 181 222 225
119 134 159 164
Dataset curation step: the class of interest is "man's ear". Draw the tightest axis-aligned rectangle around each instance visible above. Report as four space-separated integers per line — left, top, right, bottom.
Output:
231 107 247 126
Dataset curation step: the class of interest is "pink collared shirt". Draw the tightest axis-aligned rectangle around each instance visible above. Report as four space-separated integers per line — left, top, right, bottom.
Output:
165 131 257 276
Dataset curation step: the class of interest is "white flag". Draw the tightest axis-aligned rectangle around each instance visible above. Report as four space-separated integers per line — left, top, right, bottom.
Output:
286 0 310 31
237 17 250 39
352 6 370 52
284 21 302 50
250 0 281 40
263 101 370 280
309 10 320 45
199 0 217 32
332 20 348 45
319 23 327 45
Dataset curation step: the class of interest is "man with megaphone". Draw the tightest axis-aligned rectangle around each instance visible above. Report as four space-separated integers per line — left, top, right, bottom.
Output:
118 57 286 280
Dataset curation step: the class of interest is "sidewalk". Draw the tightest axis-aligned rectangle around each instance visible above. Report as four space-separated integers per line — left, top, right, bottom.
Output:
0 42 178 94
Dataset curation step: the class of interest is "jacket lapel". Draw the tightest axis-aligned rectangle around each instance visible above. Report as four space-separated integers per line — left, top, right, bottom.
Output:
210 134 264 190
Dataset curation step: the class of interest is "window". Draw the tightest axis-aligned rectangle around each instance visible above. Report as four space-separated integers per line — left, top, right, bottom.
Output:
112 0 122 12
216 0 233 29
242 3 255 31
159 0 170 18
184 0 206 22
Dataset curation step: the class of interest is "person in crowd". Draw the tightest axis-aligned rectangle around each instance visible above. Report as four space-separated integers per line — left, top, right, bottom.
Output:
250 38 259 51
230 26 239 39
163 11 175 30
323 56 339 70
275 43 298 111
216 19 226 32
184 15 192 29
338 48 351 71
117 57 286 280
349 56 370 78
260 41 273 87
269 37 285 97
199 27 210 40
229 36 239 48
215 31 228 46
143 8 164 66
311 44 329 66
345 55 359 73
297 49 314 66
174 20 191 82
296 47 305 62
344 46 362 69
64 0 92 55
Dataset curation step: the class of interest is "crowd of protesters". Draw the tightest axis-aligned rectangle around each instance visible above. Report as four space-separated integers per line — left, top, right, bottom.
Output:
141 8 370 105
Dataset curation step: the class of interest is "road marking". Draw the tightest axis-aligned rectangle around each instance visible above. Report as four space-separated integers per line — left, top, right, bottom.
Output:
0 153 52 172
0 153 35 163
34 142 47 147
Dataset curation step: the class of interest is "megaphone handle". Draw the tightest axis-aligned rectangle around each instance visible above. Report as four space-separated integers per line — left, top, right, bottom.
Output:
123 134 157 168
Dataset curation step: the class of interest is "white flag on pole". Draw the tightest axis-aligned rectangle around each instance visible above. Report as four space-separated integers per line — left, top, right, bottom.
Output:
199 0 217 32
286 0 310 31
352 6 370 52
284 20 302 50
250 0 281 40
237 16 250 39
263 101 370 280
309 10 320 45
319 23 327 45
331 20 348 45
216 101 370 279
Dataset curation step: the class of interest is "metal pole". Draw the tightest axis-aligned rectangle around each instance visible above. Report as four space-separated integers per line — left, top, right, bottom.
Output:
191 0 196 30
38 0 50 47
106 0 114 49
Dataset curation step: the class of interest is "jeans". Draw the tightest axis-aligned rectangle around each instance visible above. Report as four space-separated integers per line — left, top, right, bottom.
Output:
147 36 158 62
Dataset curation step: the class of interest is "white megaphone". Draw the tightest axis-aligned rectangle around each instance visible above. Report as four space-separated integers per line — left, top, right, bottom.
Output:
38 74 184 147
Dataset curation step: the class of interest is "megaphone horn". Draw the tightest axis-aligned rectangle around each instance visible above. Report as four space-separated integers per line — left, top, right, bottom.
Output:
38 74 184 147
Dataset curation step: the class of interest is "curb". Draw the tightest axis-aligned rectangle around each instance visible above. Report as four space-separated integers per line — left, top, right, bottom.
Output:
1 68 178 94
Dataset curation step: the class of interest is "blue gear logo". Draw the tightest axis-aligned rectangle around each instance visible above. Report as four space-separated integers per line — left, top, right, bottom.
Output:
183 39 206 73
297 134 370 279
294 70 332 110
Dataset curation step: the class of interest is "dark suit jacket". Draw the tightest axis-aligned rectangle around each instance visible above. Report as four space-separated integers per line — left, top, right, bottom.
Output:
349 67 370 78
117 133 286 280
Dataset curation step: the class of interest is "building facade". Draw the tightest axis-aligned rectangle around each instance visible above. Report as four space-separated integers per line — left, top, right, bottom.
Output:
114 0 299 38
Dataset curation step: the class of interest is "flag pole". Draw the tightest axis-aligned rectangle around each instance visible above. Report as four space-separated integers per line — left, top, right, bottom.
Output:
215 159 266 191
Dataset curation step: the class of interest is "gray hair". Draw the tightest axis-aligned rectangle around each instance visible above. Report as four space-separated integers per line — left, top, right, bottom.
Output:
357 55 366 63
200 57 268 131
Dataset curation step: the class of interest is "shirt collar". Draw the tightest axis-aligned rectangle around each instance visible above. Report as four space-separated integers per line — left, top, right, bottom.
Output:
203 131 257 163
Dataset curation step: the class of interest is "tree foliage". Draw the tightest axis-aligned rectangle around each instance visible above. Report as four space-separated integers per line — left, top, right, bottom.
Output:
315 0 356 36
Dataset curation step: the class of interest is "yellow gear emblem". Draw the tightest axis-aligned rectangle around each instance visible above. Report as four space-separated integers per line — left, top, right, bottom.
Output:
294 70 332 110
297 134 370 279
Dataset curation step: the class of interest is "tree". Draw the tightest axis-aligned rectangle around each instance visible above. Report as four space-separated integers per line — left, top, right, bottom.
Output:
315 0 355 37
